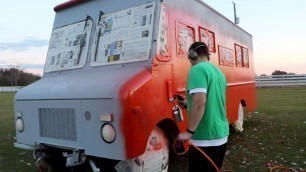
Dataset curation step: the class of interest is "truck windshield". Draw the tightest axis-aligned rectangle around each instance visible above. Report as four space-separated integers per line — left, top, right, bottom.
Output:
91 2 155 66
44 18 93 73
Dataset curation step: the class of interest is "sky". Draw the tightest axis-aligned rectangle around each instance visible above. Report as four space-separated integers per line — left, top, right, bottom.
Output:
0 0 305 75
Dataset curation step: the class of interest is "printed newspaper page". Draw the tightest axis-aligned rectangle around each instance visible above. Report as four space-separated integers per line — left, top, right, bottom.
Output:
92 2 155 66
45 20 92 72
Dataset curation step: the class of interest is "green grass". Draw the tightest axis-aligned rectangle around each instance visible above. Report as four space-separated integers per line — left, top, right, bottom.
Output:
1 88 306 171
0 93 36 172
222 88 306 171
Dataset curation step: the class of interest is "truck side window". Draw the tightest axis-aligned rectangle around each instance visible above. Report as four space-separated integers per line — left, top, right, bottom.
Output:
156 4 170 62
199 27 216 53
45 19 93 73
235 44 243 67
235 44 249 68
176 22 195 58
242 47 249 67
218 45 234 66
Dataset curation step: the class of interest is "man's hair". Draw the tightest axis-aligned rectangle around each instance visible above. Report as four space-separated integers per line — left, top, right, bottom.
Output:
189 42 210 60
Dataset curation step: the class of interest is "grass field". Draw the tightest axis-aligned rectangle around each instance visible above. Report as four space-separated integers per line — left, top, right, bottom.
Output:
1 88 305 172
0 93 36 172
222 88 306 171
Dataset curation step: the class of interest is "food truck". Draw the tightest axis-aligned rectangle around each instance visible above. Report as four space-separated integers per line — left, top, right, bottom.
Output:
14 0 256 171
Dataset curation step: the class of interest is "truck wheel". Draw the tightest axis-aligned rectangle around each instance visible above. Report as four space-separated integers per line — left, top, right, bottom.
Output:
233 103 244 132
115 126 169 172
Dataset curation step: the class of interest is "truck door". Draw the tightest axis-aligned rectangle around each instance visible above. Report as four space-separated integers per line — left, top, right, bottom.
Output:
172 21 196 96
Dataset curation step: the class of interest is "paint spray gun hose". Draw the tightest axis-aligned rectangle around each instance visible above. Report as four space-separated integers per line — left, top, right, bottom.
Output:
173 138 221 172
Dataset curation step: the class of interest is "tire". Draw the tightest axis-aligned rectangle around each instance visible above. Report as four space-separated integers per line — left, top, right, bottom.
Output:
115 126 169 172
233 103 244 132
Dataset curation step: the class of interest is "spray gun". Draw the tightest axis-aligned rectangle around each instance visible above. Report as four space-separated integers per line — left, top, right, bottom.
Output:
171 95 186 122
173 94 187 109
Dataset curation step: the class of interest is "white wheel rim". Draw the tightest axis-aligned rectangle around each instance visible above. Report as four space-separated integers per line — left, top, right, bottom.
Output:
234 103 244 132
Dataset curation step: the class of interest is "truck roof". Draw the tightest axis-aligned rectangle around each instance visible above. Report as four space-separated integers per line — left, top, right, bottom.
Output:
54 0 85 12
54 0 252 37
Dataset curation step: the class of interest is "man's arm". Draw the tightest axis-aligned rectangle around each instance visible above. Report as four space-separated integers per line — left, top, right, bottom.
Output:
178 92 206 141
188 92 206 132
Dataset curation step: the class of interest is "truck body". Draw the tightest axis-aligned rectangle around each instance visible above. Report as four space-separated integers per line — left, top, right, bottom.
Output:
14 0 255 170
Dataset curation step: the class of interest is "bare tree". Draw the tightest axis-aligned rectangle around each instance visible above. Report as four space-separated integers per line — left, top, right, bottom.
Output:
9 64 24 86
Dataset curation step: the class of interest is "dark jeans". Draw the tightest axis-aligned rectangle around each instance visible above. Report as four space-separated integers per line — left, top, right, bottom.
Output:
189 143 227 172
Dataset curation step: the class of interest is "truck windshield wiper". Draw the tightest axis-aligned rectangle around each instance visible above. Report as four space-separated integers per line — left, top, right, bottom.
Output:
75 15 91 65
93 11 104 62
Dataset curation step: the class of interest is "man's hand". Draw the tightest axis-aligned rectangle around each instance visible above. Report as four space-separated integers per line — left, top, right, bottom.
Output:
174 95 187 109
178 100 187 109
177 132 193 142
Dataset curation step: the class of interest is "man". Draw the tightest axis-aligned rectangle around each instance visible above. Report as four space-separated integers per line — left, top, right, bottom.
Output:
178 42 229 171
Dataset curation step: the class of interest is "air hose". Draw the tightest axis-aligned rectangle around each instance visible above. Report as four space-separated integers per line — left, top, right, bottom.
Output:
173 138 221 172
269 166 298 172
173 138 300 172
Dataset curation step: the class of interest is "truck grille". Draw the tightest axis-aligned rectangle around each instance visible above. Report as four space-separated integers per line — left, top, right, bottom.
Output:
39 108 77 141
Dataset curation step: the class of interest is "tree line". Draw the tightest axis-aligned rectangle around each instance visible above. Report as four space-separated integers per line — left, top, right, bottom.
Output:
259 70 296 76
0 67 41 86
271 70 295 75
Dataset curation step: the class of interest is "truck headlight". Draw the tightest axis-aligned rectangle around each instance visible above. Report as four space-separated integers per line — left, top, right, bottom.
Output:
16 118 24 132
101 123 116 143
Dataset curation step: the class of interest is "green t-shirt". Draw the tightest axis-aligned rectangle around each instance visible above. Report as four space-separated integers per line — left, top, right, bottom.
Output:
187 61 229 140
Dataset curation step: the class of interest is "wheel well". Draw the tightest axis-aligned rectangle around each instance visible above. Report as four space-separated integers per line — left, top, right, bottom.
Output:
157 118 180 159
157 118 179 145
240 99 246 107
